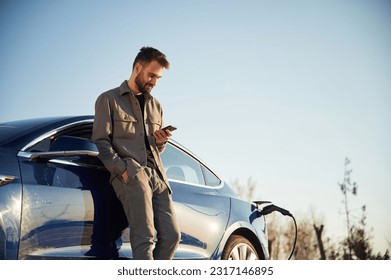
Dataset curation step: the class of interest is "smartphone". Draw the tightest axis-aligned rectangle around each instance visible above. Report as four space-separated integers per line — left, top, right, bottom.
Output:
162 125 177 132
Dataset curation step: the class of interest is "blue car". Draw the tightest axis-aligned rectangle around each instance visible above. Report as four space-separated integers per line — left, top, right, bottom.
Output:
0 116 271 260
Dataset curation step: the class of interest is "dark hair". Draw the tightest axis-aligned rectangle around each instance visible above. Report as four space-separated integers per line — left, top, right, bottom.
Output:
132 46 170 70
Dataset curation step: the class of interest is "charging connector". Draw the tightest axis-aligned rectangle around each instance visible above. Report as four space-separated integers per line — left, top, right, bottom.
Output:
253 201 298 260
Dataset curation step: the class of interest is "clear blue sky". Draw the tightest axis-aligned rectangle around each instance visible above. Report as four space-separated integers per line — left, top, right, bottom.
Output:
1 0 390 253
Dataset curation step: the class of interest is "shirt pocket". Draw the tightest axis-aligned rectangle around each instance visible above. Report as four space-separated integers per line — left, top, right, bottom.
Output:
146 115 162 133
113 110 138 139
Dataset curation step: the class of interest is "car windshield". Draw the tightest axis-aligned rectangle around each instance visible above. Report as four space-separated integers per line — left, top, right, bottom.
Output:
0 118 58 148
0 120 35 146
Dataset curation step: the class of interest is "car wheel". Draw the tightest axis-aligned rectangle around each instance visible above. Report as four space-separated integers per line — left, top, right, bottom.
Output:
221 235 259 260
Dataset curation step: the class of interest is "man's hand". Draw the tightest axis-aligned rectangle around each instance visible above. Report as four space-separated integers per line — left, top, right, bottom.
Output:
154 128 172 145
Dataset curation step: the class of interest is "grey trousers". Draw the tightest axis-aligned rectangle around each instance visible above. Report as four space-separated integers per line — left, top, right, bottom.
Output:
111 166 181 260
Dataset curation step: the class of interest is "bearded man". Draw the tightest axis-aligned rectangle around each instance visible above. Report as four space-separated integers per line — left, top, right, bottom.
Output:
92 47 180 260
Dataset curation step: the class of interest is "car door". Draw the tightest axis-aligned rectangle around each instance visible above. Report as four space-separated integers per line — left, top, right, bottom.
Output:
17 131 126 259
161 143 231 259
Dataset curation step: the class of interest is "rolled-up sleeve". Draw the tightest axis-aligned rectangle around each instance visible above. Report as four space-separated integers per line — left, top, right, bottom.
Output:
92 93 127 178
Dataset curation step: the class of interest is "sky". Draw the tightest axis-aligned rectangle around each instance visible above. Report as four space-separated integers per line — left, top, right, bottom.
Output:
1 0 390 254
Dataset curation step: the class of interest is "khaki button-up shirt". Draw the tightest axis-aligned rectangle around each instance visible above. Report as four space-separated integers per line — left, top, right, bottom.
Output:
92 80 169 187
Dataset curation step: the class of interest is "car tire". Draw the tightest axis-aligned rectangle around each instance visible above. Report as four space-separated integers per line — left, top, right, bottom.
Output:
221 235 260 260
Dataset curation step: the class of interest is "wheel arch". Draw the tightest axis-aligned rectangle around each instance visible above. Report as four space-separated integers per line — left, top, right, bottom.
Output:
211 222 268 260
229 228 266 260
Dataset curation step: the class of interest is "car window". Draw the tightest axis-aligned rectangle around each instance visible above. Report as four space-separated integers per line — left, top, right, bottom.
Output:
27 124 93 152
161 144 205 186
201 165 221 187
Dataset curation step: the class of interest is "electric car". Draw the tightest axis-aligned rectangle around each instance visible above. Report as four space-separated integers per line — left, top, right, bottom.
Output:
0 116 270 260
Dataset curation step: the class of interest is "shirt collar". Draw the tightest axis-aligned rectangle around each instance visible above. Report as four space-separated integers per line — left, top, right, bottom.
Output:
119 80 152 100
119 80 131 96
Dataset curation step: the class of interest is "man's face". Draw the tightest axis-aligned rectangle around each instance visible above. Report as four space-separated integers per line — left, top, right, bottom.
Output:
135 60 164 94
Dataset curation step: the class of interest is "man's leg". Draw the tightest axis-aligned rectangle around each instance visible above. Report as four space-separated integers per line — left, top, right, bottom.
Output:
112 169 156 260
149 168 181 260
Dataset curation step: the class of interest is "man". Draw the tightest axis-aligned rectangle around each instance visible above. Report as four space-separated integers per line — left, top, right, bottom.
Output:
92 47 181 260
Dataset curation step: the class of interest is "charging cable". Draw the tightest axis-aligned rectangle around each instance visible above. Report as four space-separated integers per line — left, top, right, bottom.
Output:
253 201 297 260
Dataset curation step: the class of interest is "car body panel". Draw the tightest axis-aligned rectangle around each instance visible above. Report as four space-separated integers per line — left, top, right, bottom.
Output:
170 181 230 259
0 148 23 259
213 196 269 260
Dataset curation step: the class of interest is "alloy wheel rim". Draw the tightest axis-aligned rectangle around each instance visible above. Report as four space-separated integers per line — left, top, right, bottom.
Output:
228 243 259 260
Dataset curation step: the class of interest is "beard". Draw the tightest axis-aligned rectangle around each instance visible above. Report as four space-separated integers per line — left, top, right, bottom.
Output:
135 73 154 94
